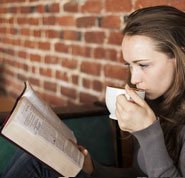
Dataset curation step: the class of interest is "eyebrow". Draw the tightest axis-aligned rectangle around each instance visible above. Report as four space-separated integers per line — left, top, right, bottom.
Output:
123 59 150 64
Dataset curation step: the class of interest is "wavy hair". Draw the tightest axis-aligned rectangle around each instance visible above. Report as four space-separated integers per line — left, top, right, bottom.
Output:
123 5 185 164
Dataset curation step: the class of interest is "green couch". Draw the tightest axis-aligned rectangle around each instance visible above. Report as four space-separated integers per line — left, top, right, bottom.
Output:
0 103 119 176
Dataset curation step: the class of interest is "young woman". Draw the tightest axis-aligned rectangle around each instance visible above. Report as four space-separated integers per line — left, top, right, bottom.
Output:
1 5 185 178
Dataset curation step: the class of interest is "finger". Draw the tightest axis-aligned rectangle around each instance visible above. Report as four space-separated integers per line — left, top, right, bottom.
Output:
116 94 127 106
116 93 136 112
117 118 132 132
78 145 89 155
125 84 145 107
116 105 122 120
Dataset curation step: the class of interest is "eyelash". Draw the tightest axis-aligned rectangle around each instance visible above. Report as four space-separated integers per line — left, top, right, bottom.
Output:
124 63 149 69
139 64 149 69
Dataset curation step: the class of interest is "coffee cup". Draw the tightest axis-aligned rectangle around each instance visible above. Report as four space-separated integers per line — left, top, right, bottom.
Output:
105 86 145 120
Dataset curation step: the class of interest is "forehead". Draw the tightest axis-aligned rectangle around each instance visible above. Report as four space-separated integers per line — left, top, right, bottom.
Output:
121 35 158 62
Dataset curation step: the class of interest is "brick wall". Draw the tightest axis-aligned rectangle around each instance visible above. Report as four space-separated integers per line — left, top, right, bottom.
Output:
0 0 185 106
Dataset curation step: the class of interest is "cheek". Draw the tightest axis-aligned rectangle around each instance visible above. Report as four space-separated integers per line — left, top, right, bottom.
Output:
146 66 174 95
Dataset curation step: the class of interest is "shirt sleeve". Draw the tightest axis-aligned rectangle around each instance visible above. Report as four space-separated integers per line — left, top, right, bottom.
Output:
132 120 185 177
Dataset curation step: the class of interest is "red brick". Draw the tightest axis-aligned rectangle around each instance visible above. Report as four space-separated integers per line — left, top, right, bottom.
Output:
17 73 27 81
93 80 103 91
76 16 97 27
18 51 27 59
43 16 56 25
0 27 6 34
8 17 14 24
79 92 98 103
62 58 77 69
6 59 16 67
30 54 41 62
9 38 15 45
57 16 76 26
81 0 102 13
104 64 129 80
56 71 69 82
3 48 15 56
18 62 28 71
29 0 38 2
93 47 106 59
45 29 60 38
9 6 18 13
82 78 91 88
24 40 36 49
105 48 118 61
61 86 77 99
36 5 45 13
134 0 168 9
71 45 91 57
31 66 37 73
42 93 66 107
49 3 60 13
33 30 42 37
4 68 14 77
55 42 69 53
85 31 105 44
105 0 132 12
62 30 81 41
13 39 21 46
0 7 7 14
2 38 10 45
72 74 79 85
20 28 31 36
17 17 27 25
169 0 185 11
29 78 40 87
40 67 52 77
38 41 50 50
63 1 78 12
81 62 101 76
100 16 121 29
20 6 32 14
108 31 123 45
28 17 39 26
9 27 18 35
44 81 57 92
45 55 59 64
0 0 140 105
0 18 3 24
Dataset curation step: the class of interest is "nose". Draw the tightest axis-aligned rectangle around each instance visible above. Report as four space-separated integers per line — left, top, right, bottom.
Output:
130 68 142 85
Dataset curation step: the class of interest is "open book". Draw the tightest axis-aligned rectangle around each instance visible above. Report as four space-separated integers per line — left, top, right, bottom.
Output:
1 81 84 177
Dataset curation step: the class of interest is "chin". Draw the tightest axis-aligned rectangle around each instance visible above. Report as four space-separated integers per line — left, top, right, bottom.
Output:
145 93 159 100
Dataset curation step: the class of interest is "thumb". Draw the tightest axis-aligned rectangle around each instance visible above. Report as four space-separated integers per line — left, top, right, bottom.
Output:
78 145 89 156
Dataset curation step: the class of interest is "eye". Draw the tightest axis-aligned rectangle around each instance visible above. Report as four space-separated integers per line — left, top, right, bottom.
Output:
123 62 130 68
138 64 149 69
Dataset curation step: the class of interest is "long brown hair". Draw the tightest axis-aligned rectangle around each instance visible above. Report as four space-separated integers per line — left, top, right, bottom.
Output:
123 6 185 164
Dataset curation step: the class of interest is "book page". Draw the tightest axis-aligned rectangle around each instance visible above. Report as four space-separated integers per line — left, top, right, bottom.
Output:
22 82 76 143
12 97 84 167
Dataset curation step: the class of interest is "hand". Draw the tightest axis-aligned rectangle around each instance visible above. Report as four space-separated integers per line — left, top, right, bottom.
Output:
115 84 156 132
78 145 94 175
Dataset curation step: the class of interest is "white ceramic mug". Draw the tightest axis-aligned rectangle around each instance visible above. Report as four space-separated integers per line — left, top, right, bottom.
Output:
105 86 145 120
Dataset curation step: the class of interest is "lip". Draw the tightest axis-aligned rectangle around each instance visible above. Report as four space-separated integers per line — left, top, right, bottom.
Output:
136 87 146 92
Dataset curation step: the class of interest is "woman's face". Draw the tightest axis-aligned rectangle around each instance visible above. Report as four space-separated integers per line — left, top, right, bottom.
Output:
122 35 176 100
